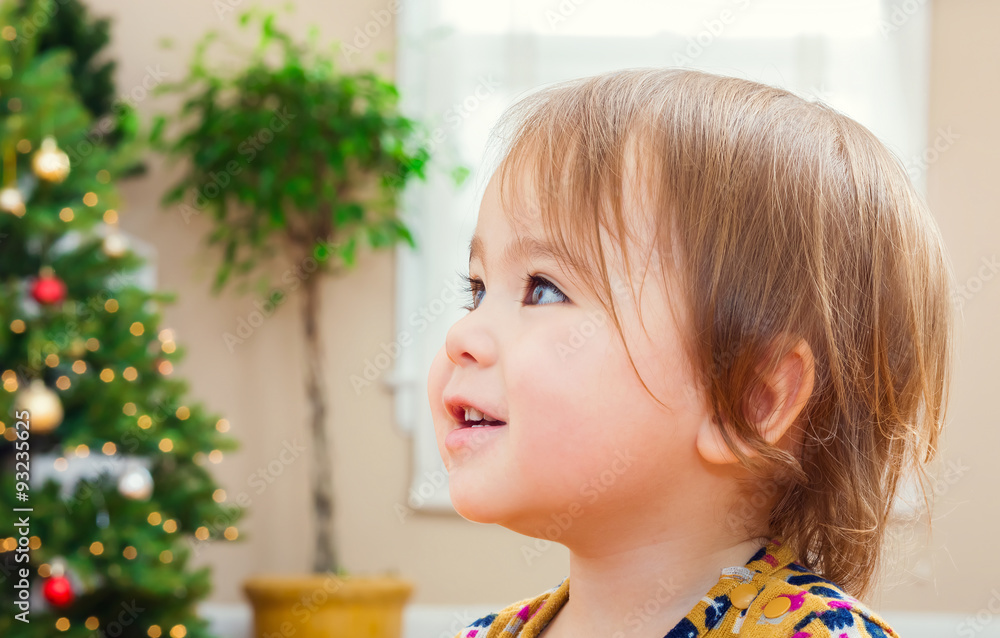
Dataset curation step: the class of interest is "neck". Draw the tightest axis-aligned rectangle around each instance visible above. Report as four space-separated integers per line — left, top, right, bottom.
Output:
553 531 767 638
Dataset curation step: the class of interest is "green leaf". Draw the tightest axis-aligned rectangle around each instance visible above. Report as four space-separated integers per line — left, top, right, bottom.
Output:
364 225 379 248
268 202 286 228
393 219 416 249
161 183 185 205
260 13 276 50
149 114 166 139
334 203 364 226
451 165 471 186
341 236 357 267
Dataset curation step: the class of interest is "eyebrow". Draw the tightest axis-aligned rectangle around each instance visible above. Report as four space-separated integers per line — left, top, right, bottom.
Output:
468 233 564 275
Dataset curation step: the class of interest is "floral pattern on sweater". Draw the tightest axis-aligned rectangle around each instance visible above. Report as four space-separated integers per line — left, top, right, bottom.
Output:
454 537 899 638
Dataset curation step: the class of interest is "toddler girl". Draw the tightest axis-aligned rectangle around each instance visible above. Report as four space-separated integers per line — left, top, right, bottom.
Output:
426 67 953 638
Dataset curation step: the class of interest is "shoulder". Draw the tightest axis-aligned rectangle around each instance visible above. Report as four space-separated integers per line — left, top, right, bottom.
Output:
730 562 900 638
454 578 568 638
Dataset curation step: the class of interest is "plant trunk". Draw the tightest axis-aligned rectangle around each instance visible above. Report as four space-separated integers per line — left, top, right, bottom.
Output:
302 272 338 574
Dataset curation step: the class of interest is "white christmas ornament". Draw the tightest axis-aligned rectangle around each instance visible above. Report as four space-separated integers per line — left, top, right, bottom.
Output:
0 186 25 216
103 232 128 257
118 464 154 501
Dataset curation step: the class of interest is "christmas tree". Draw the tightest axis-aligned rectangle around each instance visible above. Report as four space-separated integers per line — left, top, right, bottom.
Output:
33 0 145 176
0 1 243 637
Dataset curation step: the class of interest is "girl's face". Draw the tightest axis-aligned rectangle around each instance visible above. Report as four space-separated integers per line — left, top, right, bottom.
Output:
426 168 714 545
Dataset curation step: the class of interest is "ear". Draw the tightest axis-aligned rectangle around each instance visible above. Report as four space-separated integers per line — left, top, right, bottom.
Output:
697 337 815 465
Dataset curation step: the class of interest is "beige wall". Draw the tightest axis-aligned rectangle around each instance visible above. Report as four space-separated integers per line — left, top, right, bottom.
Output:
89 0 997 613
901 0 1000 613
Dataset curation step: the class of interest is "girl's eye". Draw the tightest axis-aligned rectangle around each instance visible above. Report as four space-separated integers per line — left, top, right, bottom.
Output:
523 275 569 306
460 273 484 311
457 272 569 312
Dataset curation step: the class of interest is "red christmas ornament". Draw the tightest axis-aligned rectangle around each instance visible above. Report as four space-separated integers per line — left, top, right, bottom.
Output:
30 270 67 305
42 574 74 607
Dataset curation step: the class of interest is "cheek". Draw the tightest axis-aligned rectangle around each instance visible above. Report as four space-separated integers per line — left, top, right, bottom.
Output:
426 345 453 452
507 315 615 416
505 321 635 483
514 320 700 493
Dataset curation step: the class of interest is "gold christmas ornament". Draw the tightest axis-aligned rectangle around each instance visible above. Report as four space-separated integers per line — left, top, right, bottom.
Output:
32 137 71 183
0 186 25 216
14 379 64 434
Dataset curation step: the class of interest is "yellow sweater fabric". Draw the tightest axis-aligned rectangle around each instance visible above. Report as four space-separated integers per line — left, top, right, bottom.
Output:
454 537 899 638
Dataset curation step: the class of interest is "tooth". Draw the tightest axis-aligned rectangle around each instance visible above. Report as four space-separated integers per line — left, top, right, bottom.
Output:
465 406 484 421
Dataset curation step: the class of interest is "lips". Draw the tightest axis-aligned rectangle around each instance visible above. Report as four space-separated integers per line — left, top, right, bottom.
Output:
444 417 507 452
444 396 507 428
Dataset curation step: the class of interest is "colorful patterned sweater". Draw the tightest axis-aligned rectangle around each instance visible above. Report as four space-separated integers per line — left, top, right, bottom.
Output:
454 537 899 638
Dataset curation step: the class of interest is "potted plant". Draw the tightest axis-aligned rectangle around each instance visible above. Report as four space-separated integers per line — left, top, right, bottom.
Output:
149 7 467 637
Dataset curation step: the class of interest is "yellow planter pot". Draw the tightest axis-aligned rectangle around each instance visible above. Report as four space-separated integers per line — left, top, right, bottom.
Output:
243 574 415 638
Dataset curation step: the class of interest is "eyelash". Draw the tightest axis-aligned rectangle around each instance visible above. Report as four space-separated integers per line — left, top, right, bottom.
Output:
459 272 569 311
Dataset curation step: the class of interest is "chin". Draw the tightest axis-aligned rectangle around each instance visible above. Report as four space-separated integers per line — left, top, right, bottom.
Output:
449 484 495 523
451 501 502 525
448 478 519 525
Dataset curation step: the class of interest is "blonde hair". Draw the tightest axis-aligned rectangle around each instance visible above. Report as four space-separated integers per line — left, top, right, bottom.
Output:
485 67 954 599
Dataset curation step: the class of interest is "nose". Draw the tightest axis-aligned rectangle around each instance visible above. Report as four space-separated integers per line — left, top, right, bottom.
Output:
444 307 498 368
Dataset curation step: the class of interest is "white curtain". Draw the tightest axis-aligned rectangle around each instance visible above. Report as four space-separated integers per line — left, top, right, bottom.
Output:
386 0 932 512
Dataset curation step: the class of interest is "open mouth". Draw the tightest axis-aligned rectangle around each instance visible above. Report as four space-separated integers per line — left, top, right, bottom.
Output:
443 400 509 451
453 405 507 428
463 419 507 429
